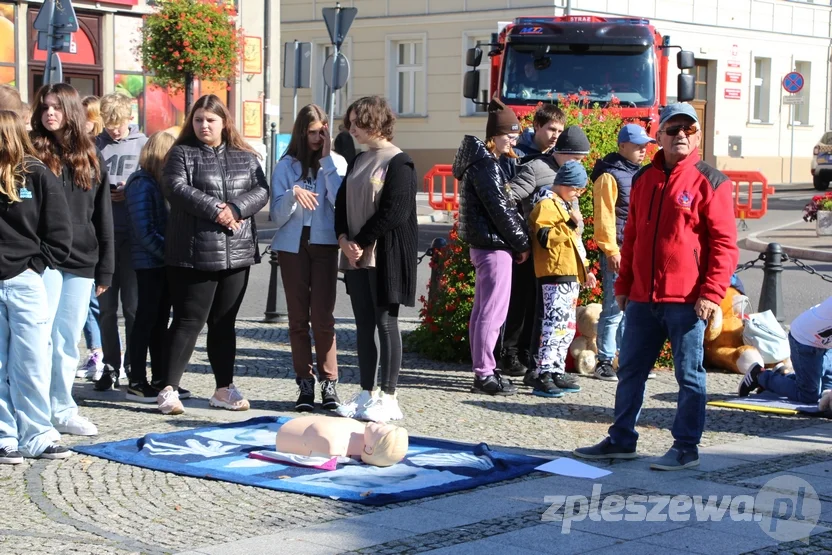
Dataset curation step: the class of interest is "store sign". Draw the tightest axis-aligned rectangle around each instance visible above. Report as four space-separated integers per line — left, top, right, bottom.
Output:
724 88 741 100
727 60 741 68
725 72 742 83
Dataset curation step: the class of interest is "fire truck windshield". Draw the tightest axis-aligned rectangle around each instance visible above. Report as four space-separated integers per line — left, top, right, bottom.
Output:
501 44 656 107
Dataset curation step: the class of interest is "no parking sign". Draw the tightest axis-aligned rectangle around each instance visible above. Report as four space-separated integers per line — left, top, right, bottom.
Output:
782 72 804 94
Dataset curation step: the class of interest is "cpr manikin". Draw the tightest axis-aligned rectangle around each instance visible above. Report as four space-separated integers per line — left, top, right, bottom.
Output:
275 415 408 467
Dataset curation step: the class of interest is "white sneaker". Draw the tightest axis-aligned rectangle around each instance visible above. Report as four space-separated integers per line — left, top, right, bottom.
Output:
54 415 98 436
360 391 404 422
209 384 250 411
76 351 104 379
335 389 377 419
157 386 185 415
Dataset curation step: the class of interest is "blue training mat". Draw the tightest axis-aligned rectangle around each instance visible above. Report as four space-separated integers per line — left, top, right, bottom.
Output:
73 416 543 506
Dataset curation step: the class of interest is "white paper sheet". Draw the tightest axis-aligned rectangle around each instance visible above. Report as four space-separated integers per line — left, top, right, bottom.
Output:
535 457 612 479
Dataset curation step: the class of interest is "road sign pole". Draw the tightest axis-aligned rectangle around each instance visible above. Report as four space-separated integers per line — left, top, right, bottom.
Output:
328 3 341 126
790 100 795 184
43 0 55 85
293 40 299 118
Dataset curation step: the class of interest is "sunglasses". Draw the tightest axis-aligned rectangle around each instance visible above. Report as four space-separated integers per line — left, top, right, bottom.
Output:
662 123 699 137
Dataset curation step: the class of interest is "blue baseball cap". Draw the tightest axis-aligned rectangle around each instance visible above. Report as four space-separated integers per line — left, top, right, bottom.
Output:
553 160 588 188
618 124 656 145
659 102 699 125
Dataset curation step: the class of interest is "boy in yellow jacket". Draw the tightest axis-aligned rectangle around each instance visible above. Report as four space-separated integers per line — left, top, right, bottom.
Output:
526 161 597 398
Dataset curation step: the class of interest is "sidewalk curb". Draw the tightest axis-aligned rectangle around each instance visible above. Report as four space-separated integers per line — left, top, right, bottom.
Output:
417 211 452 225
741 220 832 263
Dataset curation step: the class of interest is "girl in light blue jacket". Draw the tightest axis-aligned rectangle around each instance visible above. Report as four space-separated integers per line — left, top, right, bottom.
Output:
270 104 347 412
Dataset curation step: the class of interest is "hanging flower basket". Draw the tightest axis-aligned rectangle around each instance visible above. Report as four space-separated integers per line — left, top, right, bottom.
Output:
136 0 244 92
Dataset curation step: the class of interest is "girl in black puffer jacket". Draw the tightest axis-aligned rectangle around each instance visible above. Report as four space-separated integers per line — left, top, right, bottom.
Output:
157 95 269 415
453 98 529 397
124 131 176 402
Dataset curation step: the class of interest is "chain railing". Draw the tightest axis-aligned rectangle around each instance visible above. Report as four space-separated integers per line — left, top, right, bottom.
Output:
787 256 832 284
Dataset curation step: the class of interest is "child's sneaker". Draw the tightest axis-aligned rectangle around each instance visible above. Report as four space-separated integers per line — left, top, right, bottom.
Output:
533 372 564 398
738 364 763 397
157 386 184 415
360 391 404 422
335 389 377 418
594 361 618 382
77 351 104 380
552 372 581 392
209 384 250 411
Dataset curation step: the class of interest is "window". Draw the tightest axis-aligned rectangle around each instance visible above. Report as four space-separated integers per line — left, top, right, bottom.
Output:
751 56 771 123
0 2 16 86
464 34 491 115
389 38 426 116
315 43 350 117
794 61 811 125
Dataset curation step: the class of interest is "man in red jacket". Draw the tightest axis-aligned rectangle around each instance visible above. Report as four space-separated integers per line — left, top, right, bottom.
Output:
573 103 738 470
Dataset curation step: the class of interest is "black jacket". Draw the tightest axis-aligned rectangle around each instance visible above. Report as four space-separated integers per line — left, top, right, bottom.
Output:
453 135 529 253
162 143 269 271
57 152 115 286
125 169 167 270
335 151 418 307
0 157 72 280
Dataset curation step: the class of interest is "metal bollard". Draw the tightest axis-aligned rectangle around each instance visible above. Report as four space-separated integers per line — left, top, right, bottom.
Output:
426 237 448 307
758 242 784 323
263 249 289 323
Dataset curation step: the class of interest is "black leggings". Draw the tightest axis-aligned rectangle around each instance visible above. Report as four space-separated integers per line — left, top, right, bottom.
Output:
129 267 171 386
345 269 402 394
163 266 249 389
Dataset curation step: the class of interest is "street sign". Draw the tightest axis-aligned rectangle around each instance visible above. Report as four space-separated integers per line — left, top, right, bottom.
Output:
37 31 71 52
282 42 311 89
782 72 804 94
47 53 63 84
783 95 804 105
322 4 357 48
323 53 350 91
34 0 79 32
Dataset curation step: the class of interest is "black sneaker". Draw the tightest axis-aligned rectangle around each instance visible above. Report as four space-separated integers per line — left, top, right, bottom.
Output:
594 361 618 382
499 355 527 377
126 382 161 403
533 372 564 398
738 364 763 397
0 446 23 464
471 373 517 396
39 444 72 460
573 437 638 460
552 372 581 392
295 378 316 412
320 379 340 410
94 365 120 391
177 387 191 400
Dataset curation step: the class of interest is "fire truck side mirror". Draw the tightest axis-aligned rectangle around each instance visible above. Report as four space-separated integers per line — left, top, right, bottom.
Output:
463 70 481 101
466 47 483 68
677 73 695 103
677 50 695 70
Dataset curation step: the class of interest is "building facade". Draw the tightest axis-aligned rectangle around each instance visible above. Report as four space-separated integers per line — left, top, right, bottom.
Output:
281 0 832 183
0 0 280 144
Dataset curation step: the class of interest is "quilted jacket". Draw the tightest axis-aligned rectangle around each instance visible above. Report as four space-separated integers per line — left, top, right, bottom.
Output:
161 142 269 271
125 169 167 270
453 135 529 253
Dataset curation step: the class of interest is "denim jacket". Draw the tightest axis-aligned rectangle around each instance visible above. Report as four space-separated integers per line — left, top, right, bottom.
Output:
270 153 347 253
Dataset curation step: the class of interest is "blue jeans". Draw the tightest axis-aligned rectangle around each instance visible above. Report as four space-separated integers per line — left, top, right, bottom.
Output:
608 301 707 451
597 257 624 362
0 270 60 456
758 334 832 403
83 287 102 351
44 268 94 427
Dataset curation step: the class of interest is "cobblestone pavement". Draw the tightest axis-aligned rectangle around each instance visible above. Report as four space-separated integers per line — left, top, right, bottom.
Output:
1 319 828 554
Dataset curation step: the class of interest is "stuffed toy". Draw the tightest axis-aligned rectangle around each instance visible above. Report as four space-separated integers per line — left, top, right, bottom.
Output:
704 277 766 375
569 303 602 375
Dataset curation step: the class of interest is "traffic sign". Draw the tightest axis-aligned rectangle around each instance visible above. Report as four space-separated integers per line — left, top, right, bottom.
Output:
782 72 804 94
322 4 357 48
34 0 78 32
783 96 804 105
323 53 350 91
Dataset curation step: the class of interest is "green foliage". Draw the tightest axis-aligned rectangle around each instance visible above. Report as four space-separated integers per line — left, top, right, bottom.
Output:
137 0 243 91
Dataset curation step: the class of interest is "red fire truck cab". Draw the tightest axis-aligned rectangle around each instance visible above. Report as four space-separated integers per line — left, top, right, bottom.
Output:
463 15 696 135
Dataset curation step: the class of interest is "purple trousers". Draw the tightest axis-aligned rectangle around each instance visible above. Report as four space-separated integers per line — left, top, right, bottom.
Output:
469 248 513 377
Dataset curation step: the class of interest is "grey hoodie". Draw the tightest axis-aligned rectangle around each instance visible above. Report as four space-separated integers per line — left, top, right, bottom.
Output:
96 124 148 233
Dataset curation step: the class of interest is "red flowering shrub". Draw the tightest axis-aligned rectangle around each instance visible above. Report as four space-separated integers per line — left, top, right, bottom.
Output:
137 0 243 91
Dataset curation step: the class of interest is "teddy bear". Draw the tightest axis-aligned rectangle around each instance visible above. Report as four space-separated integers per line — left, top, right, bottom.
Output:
704 282 766 374
569 303 602 375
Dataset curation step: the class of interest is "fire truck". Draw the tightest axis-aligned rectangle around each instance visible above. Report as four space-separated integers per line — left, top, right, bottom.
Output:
463 15 696 135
